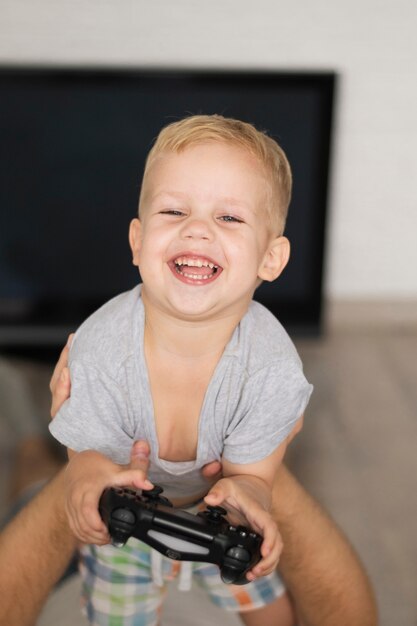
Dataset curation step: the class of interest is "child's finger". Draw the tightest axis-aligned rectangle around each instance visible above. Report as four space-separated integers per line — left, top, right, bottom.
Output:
204 479 232 505
259 520 281 561
203 489 224 506
68 491 102 530
251 527 282 578
77 527 109 546
245 508 275 550
252 541 282 577
83 496 107 533
241 509 282 576
66 500 86 543
77 502 109 544
76 524 110 546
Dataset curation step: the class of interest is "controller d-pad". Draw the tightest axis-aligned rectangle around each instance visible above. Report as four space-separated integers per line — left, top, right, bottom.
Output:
225 546 251 563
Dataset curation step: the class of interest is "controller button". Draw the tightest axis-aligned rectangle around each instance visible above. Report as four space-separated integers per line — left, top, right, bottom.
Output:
229 526 237 532
225 546 251 563
249 532 258 539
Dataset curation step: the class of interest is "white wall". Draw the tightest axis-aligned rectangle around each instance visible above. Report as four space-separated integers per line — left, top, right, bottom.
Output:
1 0 416 300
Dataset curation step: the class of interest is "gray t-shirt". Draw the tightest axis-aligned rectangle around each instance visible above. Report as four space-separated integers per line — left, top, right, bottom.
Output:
50 285 313 499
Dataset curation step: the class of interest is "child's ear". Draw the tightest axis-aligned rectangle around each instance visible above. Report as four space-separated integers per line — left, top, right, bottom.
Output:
258 236 290 282
129 218 142 267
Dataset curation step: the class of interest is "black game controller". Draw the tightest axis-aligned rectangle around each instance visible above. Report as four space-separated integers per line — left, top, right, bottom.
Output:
99 485 262 585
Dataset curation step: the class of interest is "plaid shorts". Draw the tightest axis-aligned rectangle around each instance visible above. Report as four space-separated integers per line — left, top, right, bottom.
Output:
79 537 285 626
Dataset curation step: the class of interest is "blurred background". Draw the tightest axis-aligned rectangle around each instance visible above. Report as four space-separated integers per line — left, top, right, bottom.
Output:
0 2 416 625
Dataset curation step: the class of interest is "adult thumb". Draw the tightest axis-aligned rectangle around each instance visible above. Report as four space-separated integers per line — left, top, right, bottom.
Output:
129 440 152 481
111 441 153 491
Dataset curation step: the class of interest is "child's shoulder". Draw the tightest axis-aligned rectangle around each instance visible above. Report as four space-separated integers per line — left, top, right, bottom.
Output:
69 285 142 369
237 300 302 371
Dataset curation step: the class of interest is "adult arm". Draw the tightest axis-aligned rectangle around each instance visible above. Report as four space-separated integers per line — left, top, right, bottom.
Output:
0 339 76 626
0 443 151 626
0 469 76 626
272 464 378 626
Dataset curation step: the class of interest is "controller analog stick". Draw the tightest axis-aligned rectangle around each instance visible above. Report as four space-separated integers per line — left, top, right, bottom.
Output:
205 505 227 522
142 485 164 498
220 565 241 584
112 508 136 525
142 485 172 507
225 546 251 562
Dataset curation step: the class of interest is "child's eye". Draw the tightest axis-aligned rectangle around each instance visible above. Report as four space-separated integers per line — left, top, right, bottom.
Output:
160 209 184 217
219 215 243 223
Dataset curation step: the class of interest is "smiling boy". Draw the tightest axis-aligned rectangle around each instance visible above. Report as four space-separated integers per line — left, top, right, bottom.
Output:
50 114 313 626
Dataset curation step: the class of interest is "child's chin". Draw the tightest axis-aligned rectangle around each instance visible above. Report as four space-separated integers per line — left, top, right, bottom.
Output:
168 292 218 319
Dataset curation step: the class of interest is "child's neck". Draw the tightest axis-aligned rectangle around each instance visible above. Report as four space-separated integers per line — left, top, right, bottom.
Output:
142 296 244 361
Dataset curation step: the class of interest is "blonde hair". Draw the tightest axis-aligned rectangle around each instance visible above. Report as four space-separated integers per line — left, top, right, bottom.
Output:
139 114 292 235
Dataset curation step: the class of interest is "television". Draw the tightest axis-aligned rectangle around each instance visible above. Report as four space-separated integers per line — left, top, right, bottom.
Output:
0 67 336 350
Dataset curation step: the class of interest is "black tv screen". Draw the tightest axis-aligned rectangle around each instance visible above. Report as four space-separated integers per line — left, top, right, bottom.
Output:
0 67 335 347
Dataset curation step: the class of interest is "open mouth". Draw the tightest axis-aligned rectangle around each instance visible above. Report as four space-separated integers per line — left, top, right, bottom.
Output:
169 255 222 284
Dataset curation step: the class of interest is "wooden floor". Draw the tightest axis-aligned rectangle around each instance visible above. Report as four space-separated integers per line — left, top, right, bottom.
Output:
1 324 416 626
292 328 417 626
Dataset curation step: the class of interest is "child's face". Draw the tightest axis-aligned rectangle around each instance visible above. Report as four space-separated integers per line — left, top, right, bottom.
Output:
130 142 289 320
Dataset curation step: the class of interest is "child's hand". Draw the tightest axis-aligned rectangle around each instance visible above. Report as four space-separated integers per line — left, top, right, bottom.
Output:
64 441 153 545
204 477 283 581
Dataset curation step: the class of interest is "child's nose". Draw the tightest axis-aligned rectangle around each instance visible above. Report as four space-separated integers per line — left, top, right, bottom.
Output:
180 218 213 241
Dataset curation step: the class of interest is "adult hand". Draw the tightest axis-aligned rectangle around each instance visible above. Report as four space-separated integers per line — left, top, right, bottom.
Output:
50 334 73 418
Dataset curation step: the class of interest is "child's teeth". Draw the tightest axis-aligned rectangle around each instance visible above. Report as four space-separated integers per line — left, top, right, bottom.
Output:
175 257 217 268
181 271 214 280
